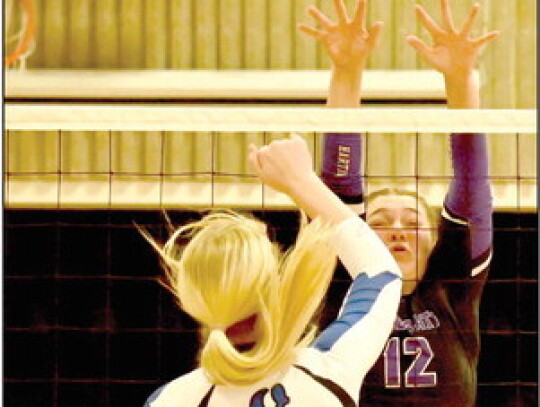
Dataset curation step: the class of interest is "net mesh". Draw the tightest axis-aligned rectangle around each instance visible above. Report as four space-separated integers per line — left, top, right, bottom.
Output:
4 108 538 406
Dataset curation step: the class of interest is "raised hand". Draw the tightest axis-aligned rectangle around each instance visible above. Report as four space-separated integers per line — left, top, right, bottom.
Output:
407 0 499 79
248 134 316 196
298 0 383 70
249 134 355 224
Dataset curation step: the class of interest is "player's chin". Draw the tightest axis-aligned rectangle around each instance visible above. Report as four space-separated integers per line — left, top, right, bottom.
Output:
401 279 419 295
392 251 416 269
398 261 421 280
391 250 413 259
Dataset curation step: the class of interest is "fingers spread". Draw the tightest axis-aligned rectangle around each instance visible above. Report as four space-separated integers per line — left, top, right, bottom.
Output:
308 5 333 28
352 0 367 30
415 5 444 38
460 2 481 37
406 35 432 56
333 0 349 24
367 21 384 48
472 30 500 48
440 0 456 32
297 23 325 40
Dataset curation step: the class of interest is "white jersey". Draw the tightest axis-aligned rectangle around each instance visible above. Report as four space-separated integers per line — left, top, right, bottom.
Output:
146 217 402 407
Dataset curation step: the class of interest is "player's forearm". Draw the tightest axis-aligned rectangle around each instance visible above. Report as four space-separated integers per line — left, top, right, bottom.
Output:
321 133 364 211
444 71 480 109
326 66 363 108
447 133 491 210
323 66 365 210
445 133 493 258
287 172 356 225
444 70 491 257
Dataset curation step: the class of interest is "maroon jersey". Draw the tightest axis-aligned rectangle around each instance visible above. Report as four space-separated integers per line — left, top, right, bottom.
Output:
359 208 492 407
322 132 492 406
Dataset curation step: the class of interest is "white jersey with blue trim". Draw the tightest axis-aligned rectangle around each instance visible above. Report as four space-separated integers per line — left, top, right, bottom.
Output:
146 217 402 407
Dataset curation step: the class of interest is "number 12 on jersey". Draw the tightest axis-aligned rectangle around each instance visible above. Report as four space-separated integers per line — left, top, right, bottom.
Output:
384 337 437 388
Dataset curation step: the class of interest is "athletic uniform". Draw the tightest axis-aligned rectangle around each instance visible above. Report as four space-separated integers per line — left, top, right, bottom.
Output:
322 132 493 407
145 216 402 406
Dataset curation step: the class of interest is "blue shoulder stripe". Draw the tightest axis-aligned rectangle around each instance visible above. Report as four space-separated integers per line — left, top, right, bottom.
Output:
312 271 398 352
143 384 166 407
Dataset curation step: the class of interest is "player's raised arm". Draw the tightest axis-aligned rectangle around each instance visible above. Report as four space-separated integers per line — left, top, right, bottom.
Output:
298 0 383 212
298 0 383 108
249 134 354 225
407 0 499 109
249 134 400 281
407 0 497 270
250 135 402 401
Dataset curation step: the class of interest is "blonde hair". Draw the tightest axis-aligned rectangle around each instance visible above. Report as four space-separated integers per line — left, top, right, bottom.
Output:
142 211 337 386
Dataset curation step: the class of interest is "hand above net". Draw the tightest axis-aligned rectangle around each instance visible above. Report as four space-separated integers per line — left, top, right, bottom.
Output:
406 0 500 79
297 0 383 71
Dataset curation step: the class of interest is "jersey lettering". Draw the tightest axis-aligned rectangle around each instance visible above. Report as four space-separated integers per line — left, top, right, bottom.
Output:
394 310 440 334
336 145 351 177
383 336 437 388
249 384 291 407
403 337 437 387
383 337 401 387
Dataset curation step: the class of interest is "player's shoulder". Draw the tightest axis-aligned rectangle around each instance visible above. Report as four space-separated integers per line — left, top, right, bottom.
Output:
146 368 211 407
296 347 354 386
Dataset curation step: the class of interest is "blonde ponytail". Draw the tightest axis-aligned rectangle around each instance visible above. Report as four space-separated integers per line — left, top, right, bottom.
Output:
144 211 338 386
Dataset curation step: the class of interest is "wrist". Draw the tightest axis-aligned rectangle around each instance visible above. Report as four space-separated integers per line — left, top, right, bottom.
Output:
332 65 365 85
444 71 481 109
287 172 321 199
288 172 354 224
444 70 477 86
332 62 365 74
327 67 363 108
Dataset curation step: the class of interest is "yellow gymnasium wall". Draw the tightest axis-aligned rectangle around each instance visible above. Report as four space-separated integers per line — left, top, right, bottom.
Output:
7 0 536 108
4 0 537 210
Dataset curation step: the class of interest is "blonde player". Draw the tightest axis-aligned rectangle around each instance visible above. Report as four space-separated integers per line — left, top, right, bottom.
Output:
144 135 402 406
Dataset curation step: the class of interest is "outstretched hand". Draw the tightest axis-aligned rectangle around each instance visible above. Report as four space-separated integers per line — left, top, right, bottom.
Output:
407 0 499 78
298 0 383 70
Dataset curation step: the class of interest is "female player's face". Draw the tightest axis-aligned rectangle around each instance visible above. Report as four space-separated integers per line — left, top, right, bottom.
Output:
366 194 434 295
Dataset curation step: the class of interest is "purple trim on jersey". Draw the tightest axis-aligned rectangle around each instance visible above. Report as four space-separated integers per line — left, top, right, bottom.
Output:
444 133 493 259
321 133 363 201
312 271 398 352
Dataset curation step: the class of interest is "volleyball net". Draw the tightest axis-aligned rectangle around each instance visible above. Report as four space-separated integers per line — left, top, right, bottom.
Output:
5 104 537 211
4 103 538 406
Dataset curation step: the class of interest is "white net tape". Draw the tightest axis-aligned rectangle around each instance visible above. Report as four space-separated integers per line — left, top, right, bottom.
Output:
6 104 536 133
